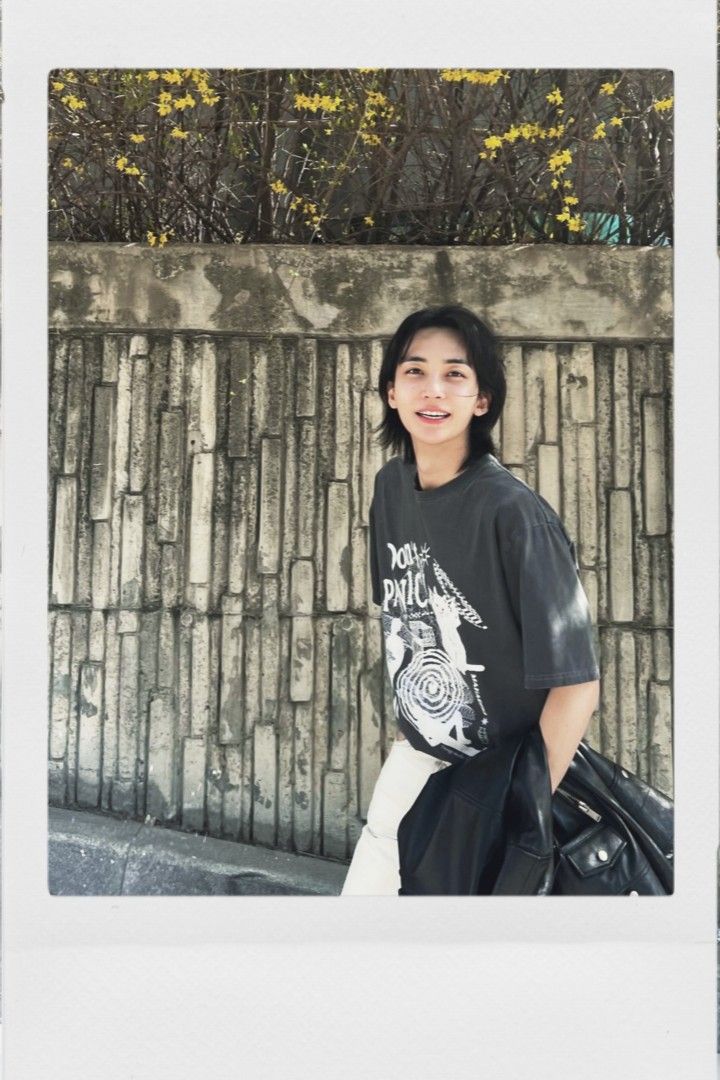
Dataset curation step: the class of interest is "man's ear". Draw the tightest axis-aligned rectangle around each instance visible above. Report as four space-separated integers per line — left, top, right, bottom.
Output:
387 382 397 409
474 391 491 416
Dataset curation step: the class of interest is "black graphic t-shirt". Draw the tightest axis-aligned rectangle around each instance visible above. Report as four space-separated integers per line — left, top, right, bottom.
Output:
369 452 600 764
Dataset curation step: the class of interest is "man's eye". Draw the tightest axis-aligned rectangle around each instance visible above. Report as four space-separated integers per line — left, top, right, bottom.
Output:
448 370 467 378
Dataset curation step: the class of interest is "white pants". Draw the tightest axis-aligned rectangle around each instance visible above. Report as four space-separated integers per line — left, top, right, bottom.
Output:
341 738 451 895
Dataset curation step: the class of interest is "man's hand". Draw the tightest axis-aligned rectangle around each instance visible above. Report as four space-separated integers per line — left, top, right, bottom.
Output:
539 680 600 793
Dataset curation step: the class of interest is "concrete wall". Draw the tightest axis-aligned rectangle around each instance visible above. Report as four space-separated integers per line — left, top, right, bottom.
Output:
48 244 673 860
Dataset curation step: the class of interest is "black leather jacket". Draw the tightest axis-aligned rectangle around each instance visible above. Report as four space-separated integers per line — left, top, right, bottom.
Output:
396 727 673 896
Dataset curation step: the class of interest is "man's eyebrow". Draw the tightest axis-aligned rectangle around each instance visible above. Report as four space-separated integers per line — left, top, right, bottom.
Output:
402 355 471 365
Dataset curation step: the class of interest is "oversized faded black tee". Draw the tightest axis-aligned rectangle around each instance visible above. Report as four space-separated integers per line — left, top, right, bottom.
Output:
369 452 600 764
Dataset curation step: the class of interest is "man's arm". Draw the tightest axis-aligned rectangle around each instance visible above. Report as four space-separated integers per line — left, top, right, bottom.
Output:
538 680 600 793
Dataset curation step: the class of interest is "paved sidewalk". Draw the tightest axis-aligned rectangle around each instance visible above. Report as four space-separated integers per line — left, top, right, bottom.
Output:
49 807 347 896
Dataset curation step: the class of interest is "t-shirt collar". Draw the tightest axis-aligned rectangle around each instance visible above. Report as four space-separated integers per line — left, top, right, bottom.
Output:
407 451 497 500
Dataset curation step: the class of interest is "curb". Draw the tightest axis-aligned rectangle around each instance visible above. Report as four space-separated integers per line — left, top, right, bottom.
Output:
49 807 348 896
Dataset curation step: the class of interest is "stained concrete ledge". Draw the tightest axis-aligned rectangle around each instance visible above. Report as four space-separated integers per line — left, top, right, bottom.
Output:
49 807 347 896
49 243 672 342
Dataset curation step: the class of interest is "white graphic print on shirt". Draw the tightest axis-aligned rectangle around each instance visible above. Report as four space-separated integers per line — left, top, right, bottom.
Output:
380 538 490 757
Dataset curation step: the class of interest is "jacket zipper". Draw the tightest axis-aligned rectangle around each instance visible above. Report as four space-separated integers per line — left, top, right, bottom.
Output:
557 788 602 822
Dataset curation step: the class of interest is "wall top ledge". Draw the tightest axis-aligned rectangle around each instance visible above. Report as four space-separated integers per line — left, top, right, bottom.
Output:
49 243 672 342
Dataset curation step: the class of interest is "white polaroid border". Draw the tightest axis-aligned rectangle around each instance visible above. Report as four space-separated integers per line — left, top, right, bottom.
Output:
3 0 718 1075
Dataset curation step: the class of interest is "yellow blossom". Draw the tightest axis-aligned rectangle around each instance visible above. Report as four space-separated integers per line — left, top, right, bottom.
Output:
61 157 73 168
600 82 618 95
115 156 129 171
61 93 87 111
592 121 607 140
653 96 673 112
610 116 623 127
270 179 289 194
170 127 189 139
363 215 374 226
293 92 342 113
563 179 572 187
147 231 157 246
360 131 381 145
563 195 579 205
156 90 174 117
129 133 146 144
174 93 196 111
124 166 141 176
546 87 563 105
52 80 65 91
64 71 77 83
440 68 506 86
567 215 584 233
484 134 503 150
161 69 183 85
548 148 572 173
550 178 559 189
147 70 160 81
289 196 302 211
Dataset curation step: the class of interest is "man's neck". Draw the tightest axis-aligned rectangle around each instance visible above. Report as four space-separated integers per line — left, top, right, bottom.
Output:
414 443 470 491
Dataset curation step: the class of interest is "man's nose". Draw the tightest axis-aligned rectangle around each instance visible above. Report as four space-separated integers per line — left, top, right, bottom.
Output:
422 377 446 396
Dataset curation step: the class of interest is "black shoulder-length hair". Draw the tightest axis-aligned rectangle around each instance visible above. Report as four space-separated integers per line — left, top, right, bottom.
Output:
374 303 506 466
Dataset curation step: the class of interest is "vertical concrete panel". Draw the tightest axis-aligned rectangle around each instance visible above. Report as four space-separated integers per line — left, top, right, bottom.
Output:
559 349 578 542
263 338 284 436
297 420 317 559
90 385 116 520
252 723 277 847
260 578 280 725
187 337 217 452
114 630 139 814
77 661 103 807
51 477 77 605
290 615 314 702
326 482 350 612
334 342 351 480
49 337 68 477
257 437 282 574
312 617 332 854
225 475 247 604
157 411 182 542
617 631 638 774
158 610 175 689
541 345 559 442
188 452 214 586
296 337 317 418
608 489 633 623
101 611 120 810
293 702 314 853
219 609 244 744
168 335 185 409
91 521 111 610
648 682 673 796
361 389 384 527
277 619 294 849
63 339 84 474
290 559 314 615
206 741 224 837
359 669 382 819
120 494 144 608
650 537 671 627
642 396 667 536
598 629 618 764
50 611 72 762
66 612 89 805
227 337 251 457
223 745 243 840
191 615 211 737
129 355 149 493
88 609 105 662
537 444 561 516
350 371 367 611
242 617 261 842
653 629 672 682
144 524 161 607
523 345 544 488
178 617 192 739
182 736 206 831
566 342 595 422
323 770 349 860
280 361 298 612
635 631 653 782
501 344 525 464
330 616 350 772
577 425 597 567
114 338 132 494
102 334 121 382
147 688 176 821
594 346 613 624
613 347 631 488
210 451 230 610
346 617 364 838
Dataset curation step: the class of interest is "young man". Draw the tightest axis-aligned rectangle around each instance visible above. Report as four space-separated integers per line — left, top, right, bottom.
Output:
341 304 600 896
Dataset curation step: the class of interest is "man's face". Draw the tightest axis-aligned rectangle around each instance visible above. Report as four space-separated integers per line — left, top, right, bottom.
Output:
387 327 490 455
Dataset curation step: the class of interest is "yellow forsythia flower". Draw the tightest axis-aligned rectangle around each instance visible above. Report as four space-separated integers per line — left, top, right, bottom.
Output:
147 231 157 246
156 91 174 117
124 166 141 176
147 70 160 81
174 93 196 111
52 81 65 91
600 82 618 95
592 121 607 140
61 94 87 111
484 135 503 150
293 92 342 113
567 215 584 232
61 157 73 168
548 148 572 172
270 179 289 194
129 133 146 144
550 178 560 189
653 96 673 112
546 88 563 106
162 69 183 85
363 215 374 226
440 69 506 86
115 156 128 171
170 127 189 139
563 195 579 205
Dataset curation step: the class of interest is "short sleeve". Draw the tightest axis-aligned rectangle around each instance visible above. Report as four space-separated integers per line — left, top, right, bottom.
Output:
368 498 382 606
501 521 600 689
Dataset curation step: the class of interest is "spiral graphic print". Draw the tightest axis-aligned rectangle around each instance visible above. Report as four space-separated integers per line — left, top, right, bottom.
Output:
395 646 471 734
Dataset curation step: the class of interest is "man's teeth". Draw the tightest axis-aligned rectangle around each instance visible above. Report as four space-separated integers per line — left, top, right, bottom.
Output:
419 411 449 417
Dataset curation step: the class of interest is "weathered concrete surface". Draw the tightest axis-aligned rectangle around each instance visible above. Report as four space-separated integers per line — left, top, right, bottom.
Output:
49 244 672 342
48 807 347 896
